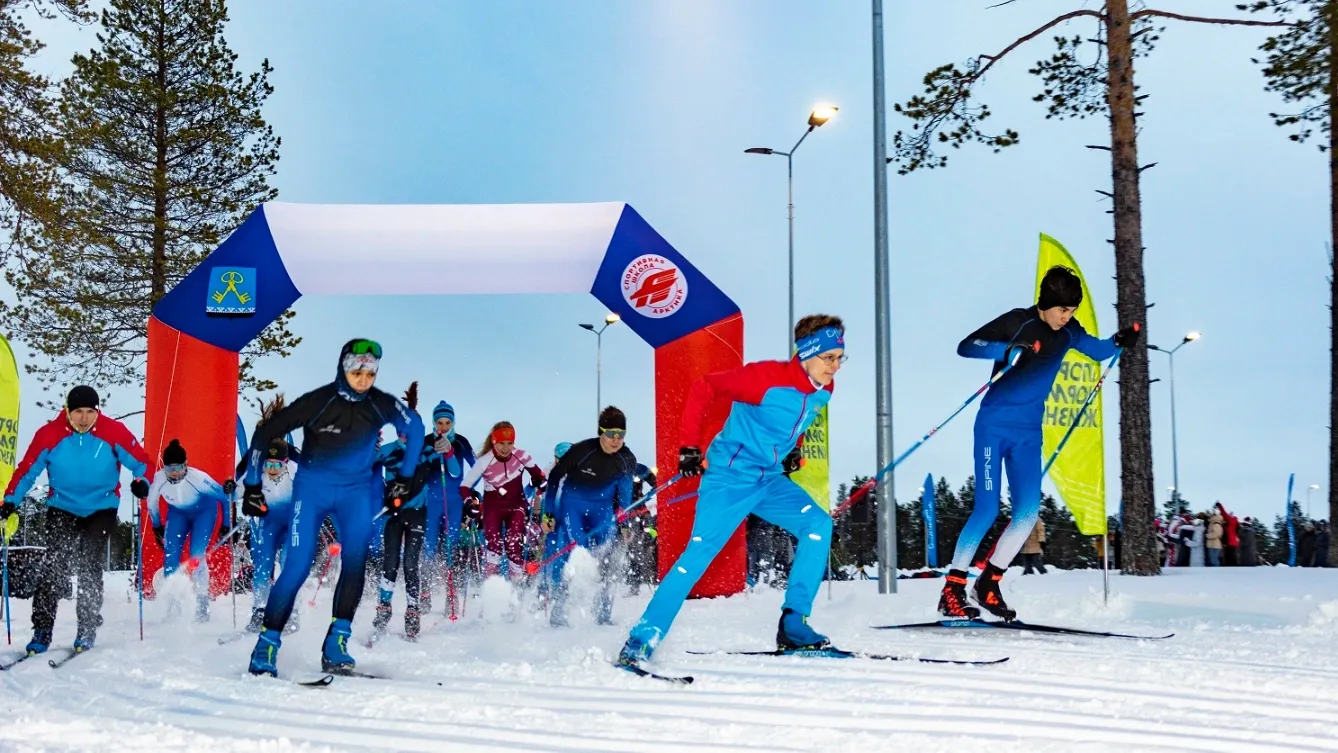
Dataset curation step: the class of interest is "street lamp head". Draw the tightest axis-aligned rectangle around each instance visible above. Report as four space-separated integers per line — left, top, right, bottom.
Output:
1311 484 1321 490
579 323 595 332
808 105 838 127
1147 344 1162 351
1184 331 1201 343
605 313 621 325
744 147 775 155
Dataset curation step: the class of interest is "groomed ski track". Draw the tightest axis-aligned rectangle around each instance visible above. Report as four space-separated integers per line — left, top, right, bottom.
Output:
0 567 1335 752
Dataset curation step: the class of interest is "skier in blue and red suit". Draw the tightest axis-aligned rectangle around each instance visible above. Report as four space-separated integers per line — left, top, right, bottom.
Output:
939 265 1139 621
618 314 844 667
1 386 151 655
243 338 424 676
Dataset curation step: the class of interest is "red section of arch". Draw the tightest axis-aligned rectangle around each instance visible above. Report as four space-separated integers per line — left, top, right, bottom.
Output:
142 316 239 599
654 313 745 598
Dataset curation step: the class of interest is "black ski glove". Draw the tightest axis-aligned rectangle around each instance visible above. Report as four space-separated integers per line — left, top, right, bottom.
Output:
242 484 268 518
222 479 237 497
384 476 414 515
0 500 15 520
1004 339 1040 364
678 446 704 477
782 446 803 475
1112 322 1142 349
152 525 165 548
130 478 150 499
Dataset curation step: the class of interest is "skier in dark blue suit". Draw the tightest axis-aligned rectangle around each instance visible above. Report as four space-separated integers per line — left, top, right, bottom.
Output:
243 338 424 676
939 266 1138 621
540 407 637 627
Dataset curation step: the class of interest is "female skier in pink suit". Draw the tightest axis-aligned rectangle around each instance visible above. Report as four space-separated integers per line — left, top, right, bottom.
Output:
459 421 545 578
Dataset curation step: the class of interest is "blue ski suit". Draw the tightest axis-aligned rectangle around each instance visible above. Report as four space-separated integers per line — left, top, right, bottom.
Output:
243 374 424 633
629 357 833 649
146 467 231 592
542 438 637 623
950 307 1118 571
241 460 298 610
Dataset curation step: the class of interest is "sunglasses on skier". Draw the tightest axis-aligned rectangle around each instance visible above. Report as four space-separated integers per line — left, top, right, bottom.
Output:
348 339 382 359
263 460 285 471
599 428 626 440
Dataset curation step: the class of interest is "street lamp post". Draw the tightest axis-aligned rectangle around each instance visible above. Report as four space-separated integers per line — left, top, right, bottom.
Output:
1307 484 1320 518
745 104 838 354
578 313 621 420
1148 331 1200 508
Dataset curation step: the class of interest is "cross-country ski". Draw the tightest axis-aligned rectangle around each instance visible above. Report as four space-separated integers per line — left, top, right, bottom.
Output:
686 647 1011 665
871 618 1175 640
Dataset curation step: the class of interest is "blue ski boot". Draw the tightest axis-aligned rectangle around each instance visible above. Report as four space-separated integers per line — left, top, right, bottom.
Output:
73 625 96 653
25 628 52 655
776 608 831 651
617 635 653 667
248 629 281 677
321 618 356 673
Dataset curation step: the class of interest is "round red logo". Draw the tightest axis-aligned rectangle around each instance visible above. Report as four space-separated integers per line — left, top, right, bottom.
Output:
621 254 688 318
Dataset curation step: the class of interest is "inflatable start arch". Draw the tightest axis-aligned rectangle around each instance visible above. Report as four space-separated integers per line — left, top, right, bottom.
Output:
141 202 744 600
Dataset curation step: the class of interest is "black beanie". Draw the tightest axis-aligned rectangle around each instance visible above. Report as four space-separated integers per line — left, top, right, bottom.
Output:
598 406 626 432
66 385 100 412
266 439 289 462
1037 266 1083 311
162 439 187 466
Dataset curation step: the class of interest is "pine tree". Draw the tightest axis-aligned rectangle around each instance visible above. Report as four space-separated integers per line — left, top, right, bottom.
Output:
0 0 295 401
1240 1 1337 566
888 2 1287 575
0 1 88 262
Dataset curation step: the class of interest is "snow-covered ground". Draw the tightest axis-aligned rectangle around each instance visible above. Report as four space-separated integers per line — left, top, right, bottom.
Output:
1 563 1336 752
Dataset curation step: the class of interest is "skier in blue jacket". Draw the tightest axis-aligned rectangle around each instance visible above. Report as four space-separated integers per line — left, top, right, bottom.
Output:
939 266 1138 620
242 339 424 676
423 401 474 613
618 315 844 667
541 407 637 627
231 438 299 634
145 439 231 622
2 386 151 654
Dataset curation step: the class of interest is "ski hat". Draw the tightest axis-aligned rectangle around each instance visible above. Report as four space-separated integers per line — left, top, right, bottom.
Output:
265 438 289 462
336 338 381 401
433 402 456 441
65 385 100 412
1037 265 1083 311
598 406 626 432
554 441 573 459
162 439 187 466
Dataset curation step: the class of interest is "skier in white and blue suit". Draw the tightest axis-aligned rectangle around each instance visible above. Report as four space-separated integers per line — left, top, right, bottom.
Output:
938 266 1138 622
146 439 231 622
243 338 424 676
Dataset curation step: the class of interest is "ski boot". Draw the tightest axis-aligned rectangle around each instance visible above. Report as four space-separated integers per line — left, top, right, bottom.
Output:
73 617 98 653
972 562 1017 621
321 619 356 673
776 608 831 651
617 636 653 668
938 569 981 619
25 628 52 655
194 595 210 623
248 629 281 677
368 590 392 643
404 607 420 641
245 607 265 633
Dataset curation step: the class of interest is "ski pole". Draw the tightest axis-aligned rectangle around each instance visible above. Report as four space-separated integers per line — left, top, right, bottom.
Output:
526 473 682 575
229 492 238 629
135 500 144 641
2 519 11 645
832 346 1030 519
1041 347 1125 479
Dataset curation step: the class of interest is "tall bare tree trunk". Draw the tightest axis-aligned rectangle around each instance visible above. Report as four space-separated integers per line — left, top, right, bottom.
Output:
1328 1 1338 567
151 8 168 304
1106 0 1158 574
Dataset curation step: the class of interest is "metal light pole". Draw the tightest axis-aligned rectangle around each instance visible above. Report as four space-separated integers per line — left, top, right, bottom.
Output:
1307 484 1320 519
872 0 897 593
745 105 838 353
578 313 620 420
1148 331 1200 508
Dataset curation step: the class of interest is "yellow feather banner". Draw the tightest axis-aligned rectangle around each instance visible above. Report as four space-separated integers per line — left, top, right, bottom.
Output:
1035 234 1107 536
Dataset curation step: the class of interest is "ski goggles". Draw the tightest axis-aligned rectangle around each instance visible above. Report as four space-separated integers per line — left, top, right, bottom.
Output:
599 427 626 440
164 463 187 480
263 460 285 471
348 338 382 358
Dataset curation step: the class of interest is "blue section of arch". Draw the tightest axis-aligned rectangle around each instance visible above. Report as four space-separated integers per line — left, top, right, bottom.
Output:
591 205 740 349
153 206 300 352
153 203 738 353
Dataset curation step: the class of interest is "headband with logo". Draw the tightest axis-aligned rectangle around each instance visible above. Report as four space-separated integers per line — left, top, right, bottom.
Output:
796 327 845 361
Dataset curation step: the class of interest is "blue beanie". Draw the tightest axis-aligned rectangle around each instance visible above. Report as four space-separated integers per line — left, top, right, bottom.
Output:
433 401 454 422
555 441 573 459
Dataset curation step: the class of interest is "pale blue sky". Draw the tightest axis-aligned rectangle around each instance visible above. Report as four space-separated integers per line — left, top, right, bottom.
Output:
9 1 1328 523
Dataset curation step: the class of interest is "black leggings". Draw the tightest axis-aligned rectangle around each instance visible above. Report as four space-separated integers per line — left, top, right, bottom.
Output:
33 508 115 636
381 507 426 609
